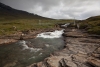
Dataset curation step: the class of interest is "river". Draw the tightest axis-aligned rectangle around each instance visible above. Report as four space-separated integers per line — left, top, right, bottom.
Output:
0 30 65 67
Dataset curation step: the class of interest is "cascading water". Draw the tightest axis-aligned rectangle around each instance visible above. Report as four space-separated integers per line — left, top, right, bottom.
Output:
0 30 65 67
37 29 64 38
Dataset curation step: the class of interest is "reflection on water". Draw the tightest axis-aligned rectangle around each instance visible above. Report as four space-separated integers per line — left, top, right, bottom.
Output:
0 30 65 67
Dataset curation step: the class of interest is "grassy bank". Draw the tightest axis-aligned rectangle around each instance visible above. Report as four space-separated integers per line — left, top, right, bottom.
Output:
0 19 73 35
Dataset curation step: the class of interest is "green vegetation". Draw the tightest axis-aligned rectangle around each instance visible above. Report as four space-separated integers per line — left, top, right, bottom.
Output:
0 19 73 35
79 16 100 35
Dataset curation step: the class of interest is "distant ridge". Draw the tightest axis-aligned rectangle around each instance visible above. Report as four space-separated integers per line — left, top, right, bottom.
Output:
0 2 51 20
85 15 100 21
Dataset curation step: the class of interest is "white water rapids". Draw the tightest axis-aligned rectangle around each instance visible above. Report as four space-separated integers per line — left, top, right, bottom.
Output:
19 30 64 52
37 30 64 38
19 40 42 52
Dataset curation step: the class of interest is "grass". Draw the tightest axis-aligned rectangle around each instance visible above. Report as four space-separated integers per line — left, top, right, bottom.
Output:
0 19 73 35
79 16 100 35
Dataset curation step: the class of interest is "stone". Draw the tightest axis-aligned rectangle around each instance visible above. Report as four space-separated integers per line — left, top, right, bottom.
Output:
95 47 100 54
92 53 100 58
4 61 17 67
20 34 24 40
59 58 77 67
87 58 100 67
72 53 87 63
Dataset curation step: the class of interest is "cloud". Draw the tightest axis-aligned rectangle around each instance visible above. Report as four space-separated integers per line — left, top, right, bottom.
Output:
0 0 100 19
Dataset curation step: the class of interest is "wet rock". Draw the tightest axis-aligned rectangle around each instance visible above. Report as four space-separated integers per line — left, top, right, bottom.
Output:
19 34 24 40
94 47 100 54
62 33 67 37
4 61 17 67
87 58 100 67
46 56 62 67
72 53 87 63
36 62 44 67
22 30 31 34
28 63 37 67
28 62 44 67
92 53 100 58
88 35 100 38
59 58 77 67
0 39 17 45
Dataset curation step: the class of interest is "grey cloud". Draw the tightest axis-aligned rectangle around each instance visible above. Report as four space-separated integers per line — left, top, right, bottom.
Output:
0 0 100 19
0 0 61 11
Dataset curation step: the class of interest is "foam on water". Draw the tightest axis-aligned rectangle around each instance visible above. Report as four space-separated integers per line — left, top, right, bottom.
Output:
45 44 50 47
19 40 42 52
61 23 70 27
37 30 64 38
39 53 43 55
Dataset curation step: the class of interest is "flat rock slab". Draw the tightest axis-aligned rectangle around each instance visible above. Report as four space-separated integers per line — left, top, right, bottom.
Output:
0 39 17 45
87 58 100 67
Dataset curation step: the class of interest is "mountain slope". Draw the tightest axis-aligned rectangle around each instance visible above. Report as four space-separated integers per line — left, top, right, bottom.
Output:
0 2 49 20
79 16 100 35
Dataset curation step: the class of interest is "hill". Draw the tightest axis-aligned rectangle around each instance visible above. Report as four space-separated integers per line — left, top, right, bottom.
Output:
0 2 49 20
79 16 100 35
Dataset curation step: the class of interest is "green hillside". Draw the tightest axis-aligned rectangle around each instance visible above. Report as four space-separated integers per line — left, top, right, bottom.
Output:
0 2 51 20
79 16 100 35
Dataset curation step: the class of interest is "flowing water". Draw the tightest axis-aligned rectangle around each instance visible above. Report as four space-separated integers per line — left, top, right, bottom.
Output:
0 30 65 67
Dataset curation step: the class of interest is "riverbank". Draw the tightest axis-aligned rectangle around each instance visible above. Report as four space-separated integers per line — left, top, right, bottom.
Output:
28 28 100 67
0 28 62 45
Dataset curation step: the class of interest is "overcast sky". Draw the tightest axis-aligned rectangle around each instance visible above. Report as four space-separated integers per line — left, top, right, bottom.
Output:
0 0 100 20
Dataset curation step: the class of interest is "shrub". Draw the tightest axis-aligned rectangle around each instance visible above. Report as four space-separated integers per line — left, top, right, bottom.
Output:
88 26 100 35
79 22 88 29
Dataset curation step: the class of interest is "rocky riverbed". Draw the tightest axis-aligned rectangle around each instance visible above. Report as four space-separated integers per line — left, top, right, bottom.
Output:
28 28 100 67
